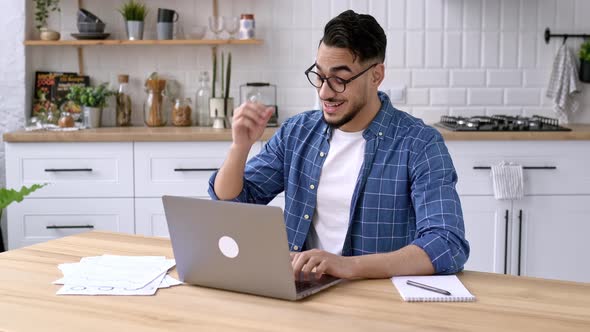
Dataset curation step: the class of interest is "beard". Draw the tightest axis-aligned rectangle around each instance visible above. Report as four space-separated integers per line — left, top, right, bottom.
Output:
321 94 366 129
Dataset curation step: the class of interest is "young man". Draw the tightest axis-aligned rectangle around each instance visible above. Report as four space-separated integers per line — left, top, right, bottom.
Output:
209 10 469 280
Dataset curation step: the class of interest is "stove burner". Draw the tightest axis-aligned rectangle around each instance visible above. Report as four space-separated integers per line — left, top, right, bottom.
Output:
436 115 571 132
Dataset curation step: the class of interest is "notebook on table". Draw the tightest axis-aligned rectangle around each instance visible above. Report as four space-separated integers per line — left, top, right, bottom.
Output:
391 275 476 302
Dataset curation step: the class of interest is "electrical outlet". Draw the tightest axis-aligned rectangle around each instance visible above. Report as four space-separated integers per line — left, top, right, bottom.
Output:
385 86 406 104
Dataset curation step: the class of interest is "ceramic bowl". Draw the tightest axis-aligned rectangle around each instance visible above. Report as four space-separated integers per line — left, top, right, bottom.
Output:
77 22 106 33
189 26 207 39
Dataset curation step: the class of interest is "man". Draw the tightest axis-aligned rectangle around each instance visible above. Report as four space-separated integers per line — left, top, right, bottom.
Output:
209 10 469 280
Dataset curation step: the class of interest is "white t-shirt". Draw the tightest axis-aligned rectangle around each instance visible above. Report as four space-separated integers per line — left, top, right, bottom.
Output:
307 129 366 255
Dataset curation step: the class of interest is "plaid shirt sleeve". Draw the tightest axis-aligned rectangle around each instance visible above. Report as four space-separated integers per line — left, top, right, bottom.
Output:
408 128 469 274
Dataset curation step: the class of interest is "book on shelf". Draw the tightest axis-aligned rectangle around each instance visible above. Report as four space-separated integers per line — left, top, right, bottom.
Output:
32 71 89 118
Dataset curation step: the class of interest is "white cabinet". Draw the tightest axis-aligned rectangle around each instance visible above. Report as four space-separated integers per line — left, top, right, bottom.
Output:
135 198 169 238
8 198 134 248
448 141 590 282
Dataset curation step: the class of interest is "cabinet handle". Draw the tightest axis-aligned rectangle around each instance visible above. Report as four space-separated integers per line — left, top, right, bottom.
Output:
174 168 218 172
504 209 509 275
517 210 523 276
473 166 557 170
46 225 95 229
44 168 93 172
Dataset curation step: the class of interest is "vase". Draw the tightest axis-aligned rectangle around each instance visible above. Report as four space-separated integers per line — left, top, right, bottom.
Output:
209 97 234 129
83 106 102 128
580 60 590 83
39 27 60 41
126 21 144 40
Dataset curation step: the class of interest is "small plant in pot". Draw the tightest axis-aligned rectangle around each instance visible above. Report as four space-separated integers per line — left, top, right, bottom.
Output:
33 0 61 40
118 0 149 40
66 83 115 128
579 40 590 83
210 50 232 129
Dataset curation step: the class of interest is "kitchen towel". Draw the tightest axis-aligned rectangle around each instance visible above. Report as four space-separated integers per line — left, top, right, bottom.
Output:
491 162 524 200
546 43 581 124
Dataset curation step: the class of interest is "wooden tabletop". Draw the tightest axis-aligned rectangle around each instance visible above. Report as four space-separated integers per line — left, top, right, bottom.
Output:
1 231 589 331
4 124 590 142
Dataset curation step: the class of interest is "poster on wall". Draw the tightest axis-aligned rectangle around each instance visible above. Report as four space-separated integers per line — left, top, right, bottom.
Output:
32 71 89 118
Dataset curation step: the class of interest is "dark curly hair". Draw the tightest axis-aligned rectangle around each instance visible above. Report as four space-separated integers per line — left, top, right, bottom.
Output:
320 10 386 64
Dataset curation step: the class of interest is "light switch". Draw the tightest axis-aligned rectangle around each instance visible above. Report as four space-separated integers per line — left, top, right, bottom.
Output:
386 86 406 104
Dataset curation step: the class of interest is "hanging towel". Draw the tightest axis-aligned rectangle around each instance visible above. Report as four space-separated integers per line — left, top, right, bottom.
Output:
546 43 581 124
491 162 524 200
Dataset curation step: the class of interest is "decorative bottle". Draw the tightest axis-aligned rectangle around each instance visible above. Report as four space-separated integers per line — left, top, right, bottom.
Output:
116 74 132 126
195 71 211 126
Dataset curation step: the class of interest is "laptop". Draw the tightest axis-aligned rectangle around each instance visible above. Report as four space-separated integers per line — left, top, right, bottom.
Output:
162 196 342 301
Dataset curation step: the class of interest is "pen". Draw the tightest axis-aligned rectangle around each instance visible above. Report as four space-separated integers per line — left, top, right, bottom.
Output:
406 280 452 296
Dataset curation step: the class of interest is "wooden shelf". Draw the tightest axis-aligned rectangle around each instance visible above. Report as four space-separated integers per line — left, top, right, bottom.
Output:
24 39 263 46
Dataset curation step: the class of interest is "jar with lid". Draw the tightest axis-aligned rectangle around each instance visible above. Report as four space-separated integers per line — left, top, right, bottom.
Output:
116 74 132 126
172 98 193 126
58 111 75 128
144 78 169 127
238 14 255 40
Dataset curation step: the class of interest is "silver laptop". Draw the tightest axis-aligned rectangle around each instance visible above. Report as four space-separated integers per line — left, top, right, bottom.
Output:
162 196 342 301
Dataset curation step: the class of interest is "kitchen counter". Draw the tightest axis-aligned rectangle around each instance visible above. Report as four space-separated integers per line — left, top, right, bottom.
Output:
3 124 590 142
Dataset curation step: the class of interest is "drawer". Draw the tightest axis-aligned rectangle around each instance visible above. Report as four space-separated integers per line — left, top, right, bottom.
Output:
447 141 590 195
134 142 262 197
7 198 134 249
5 142 133 198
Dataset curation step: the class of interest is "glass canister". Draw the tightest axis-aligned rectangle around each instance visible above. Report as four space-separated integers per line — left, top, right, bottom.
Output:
116 74 132 126
144 78 169 127
195 71 211 126
239 14 255 40
172 98 193 126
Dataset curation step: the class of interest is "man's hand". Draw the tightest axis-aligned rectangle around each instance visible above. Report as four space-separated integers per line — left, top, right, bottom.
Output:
231 101 274 150
290 249 356 281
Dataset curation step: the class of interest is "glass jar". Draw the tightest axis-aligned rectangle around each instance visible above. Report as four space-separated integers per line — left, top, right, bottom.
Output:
144 78 169 127
195 71 211 126
239 14 255 40
116 74 132 126
172 98 193 126
58 111 75 128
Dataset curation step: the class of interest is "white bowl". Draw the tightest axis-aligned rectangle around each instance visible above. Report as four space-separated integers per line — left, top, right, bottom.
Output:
189 26 207 39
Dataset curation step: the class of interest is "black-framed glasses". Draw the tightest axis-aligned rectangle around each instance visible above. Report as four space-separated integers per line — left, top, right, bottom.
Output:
304 62 378 93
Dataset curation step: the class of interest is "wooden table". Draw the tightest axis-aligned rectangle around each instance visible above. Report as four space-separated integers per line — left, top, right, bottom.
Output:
1 232 589 331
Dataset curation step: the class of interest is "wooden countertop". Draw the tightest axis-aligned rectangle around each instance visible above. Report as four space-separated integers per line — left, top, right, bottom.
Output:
1 231 589 332
3 124 590 142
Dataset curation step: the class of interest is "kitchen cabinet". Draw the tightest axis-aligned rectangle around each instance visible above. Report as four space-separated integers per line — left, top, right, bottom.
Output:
448 141 590 282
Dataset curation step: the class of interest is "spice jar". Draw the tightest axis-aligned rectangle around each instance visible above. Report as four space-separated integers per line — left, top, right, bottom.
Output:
172 98 192 126
144 78 169 127
116 74 132 126
58 111 75 128
239 14 255 40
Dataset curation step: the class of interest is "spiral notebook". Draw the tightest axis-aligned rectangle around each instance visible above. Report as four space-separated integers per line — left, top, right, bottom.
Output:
392 275 475 302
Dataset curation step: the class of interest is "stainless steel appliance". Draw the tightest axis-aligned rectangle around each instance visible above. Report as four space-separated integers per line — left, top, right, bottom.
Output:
435 115 572 132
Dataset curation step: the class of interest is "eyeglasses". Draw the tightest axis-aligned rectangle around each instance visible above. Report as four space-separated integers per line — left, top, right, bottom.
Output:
304 63 378 93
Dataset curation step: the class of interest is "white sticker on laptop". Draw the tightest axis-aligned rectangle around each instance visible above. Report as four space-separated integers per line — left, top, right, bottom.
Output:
218 236 239 258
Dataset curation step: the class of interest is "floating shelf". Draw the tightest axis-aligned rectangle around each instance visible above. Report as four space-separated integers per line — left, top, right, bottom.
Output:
24 39 264 46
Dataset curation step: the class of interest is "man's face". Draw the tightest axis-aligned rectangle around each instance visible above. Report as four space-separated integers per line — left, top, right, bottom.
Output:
314 43 376 132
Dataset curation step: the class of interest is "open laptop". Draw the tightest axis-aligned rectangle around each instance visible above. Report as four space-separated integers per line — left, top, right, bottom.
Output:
162 196 342 301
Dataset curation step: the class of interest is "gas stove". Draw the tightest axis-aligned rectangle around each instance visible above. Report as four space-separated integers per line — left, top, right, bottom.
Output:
435 115 572 132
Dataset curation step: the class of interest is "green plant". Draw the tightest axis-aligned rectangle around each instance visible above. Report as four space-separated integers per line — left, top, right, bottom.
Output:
33 0 61 30
118 0 149 21
0 184 47 219
66 83 115 108
580 40 590 62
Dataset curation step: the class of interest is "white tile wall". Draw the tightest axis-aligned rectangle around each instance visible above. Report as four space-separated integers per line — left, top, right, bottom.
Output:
2 0 590 190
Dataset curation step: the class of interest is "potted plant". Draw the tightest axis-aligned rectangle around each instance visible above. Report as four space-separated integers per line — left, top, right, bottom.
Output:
579 40 590 83
118 0 149 40
66 83 114 128
33 0 61 40
0 184 46 252
210 50 232 129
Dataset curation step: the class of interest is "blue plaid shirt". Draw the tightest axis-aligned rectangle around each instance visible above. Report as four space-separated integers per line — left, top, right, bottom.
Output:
209 92 469 274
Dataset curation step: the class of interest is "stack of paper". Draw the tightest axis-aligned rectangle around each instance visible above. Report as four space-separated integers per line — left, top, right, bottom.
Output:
54 255 182 296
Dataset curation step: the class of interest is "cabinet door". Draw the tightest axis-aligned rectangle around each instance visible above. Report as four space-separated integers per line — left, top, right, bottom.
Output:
460 196 511 274
135 198 169 238
516 196 590 283
7 198 134 249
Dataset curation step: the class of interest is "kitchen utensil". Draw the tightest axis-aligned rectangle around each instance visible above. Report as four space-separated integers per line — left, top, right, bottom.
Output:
157 8 179 22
